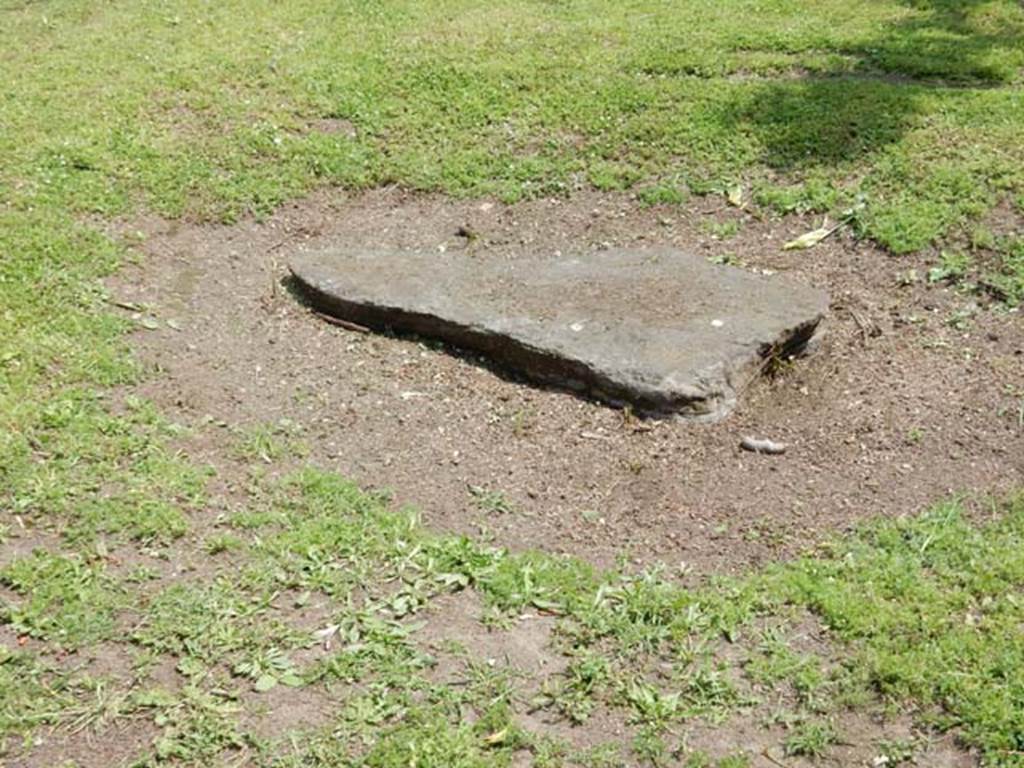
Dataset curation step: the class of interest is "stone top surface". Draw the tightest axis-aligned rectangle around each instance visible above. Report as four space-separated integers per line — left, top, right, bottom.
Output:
289 247 829 421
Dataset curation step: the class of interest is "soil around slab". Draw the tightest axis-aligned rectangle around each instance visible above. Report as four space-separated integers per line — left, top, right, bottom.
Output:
289 247 829 421
110 187 1024 575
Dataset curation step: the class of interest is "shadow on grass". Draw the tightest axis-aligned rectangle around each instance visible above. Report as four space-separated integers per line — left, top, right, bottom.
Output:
854 0 1023 83
732 0 1022 172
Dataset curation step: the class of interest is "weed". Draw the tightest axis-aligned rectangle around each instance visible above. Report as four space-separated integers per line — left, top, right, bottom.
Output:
754 176 840 216
639 184 688 206
876 737 917 765
536 652 611 724
622 680 682 728
928 251 971 284
678 662 745 720
708 252 740 266
204 533 245 555
132 579 306 674
984 236 1024 306
0 651 89 751
702 219 743 240
767 497 1024 761
717 754 751 768
783 718 838 757
234 648 303 692
683 752 711 768
926 239 1024 309
632 725 668 766
234 419 307 463
0 551 123 648
509 407 535 438
132 684 250 765
468 485 515 515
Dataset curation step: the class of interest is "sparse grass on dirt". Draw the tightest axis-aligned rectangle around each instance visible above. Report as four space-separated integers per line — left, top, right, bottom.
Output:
2 0 1023 765
6 461 1024 765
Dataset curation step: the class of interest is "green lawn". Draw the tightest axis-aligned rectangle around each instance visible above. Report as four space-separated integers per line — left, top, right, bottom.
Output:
2 0 1024 765
3 0 1024 245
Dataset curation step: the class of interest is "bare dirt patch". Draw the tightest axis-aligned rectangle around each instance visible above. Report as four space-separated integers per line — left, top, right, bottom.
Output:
683 710 974 768
417 591 564 682
240 682 337 743
109 187 1024 576
18 720 160 768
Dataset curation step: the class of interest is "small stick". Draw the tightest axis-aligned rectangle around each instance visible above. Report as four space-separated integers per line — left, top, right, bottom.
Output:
264 255 279 303
108 299 144 312
313 311 369 333
741 436 788 455
760 749 790 768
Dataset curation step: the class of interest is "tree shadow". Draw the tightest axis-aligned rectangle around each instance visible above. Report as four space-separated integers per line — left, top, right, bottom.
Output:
852 0 1022 83
732 78 918 172
726 0 1022 173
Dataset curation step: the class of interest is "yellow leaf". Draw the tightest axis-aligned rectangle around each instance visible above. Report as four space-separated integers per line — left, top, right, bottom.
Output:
484 728 508 746
783 218 836 250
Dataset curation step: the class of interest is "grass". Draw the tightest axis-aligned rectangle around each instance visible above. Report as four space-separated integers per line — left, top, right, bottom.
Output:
2 0 1023 248
1 0 1023 765
13 466 1024 764
468 485 516 515
0 651 91 748
783 718 839 757
0 550 123 649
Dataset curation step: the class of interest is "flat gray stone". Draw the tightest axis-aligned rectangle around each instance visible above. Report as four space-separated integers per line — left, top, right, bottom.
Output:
289 248 829 421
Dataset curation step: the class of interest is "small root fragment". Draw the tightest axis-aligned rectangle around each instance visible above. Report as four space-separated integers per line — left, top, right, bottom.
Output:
314 311 369 333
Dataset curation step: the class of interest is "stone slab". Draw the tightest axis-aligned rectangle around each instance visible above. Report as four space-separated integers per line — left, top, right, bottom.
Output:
289 248 829 421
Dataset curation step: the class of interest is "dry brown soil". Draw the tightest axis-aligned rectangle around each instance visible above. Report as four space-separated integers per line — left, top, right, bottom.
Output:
110 187 1024 577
